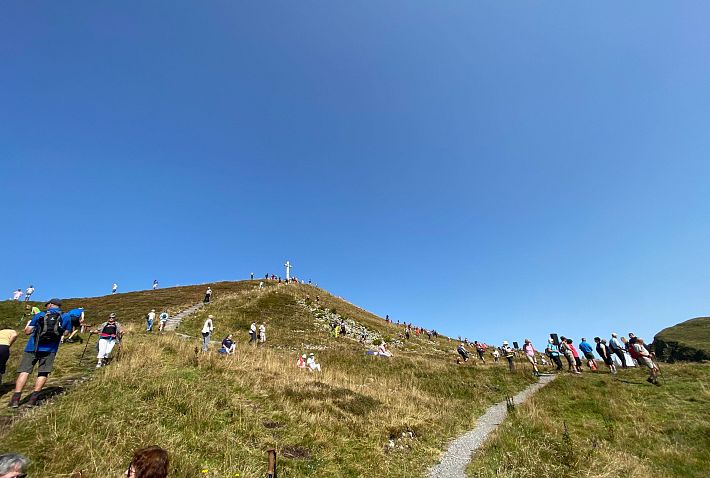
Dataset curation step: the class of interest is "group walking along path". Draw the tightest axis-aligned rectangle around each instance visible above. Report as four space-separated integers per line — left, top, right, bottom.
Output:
428 374 557 478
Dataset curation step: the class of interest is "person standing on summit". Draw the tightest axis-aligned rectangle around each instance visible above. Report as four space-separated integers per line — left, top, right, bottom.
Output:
11 289 22 301
112 283 118 295
24 285 35 302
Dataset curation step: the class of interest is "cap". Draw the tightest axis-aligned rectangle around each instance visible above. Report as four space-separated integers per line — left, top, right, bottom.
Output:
151 309 155 312
301 354 307 358
45 298 62 307
309 353 314 356
208 315 214 319
502 340 509 345
109 313 117 319
611 332 618 337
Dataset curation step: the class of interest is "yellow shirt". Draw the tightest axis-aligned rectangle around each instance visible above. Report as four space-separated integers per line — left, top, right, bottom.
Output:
0 329 16 346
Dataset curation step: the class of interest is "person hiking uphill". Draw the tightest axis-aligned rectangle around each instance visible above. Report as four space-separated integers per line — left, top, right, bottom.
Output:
24 285 34 302
579 338 598 371
457 343 469 362
0 329 19 386
62 307 86 343
9 298 72 408
595 337 617 374
502 341 515 371
158 310 169 332
93 313 124 368
522 339 540 376
609 332 627 368
474 341 487 363
203 287 212 304
146 309 156 332
201 315 214 352
545 339 563 371
630 337 659 385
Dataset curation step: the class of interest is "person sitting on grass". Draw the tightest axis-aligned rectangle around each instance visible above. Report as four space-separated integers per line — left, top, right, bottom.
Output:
125 445 169 478
297 353 307 369
219 334 236 355
579 337 598 371
630 337 659 385
306 353 321 372
377 341 393 357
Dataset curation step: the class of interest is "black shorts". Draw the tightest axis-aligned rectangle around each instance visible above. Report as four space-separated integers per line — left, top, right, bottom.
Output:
584 352 595 360
603 356 614 365
574 357 582 367
17 351 57 376
0 345 10 374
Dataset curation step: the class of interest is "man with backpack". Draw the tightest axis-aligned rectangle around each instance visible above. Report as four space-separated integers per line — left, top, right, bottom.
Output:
8 298 72 408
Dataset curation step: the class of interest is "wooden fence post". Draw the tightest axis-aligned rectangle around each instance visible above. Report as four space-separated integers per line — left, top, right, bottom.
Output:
267 448 277 478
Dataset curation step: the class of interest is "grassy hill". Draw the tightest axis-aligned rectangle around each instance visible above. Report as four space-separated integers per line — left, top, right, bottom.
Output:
0 281 537 477
653 317 710 362
466 363 710 478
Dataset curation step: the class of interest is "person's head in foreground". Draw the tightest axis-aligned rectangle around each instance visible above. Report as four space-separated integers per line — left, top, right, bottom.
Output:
125 446 168 478
0 453 29 478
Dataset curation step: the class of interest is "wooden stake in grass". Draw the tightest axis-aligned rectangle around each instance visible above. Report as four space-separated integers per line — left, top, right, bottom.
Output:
267 448 277 478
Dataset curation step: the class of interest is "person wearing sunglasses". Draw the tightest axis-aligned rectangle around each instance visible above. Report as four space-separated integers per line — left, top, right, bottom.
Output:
125 446 168 478
0 453 29 478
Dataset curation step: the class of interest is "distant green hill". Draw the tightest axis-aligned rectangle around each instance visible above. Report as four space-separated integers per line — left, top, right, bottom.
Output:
653 317 710 362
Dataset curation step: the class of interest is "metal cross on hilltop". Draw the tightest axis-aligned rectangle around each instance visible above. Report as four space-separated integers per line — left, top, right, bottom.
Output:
284 260 292 281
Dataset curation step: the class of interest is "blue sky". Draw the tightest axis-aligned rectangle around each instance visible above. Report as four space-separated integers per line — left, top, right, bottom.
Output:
2 2 709 347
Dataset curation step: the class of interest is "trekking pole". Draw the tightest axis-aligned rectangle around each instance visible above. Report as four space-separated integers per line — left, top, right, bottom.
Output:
79 332 94 365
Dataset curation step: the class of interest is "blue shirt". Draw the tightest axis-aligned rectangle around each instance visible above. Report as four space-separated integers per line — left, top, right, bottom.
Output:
66 308 84 319
24 308 73 353
579 341 594 354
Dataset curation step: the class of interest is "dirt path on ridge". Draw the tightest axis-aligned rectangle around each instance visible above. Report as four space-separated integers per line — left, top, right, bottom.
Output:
428 374 557 478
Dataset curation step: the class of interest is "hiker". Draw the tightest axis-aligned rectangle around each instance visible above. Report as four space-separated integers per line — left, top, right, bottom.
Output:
579 338 598 371
297 354 307 369
201 315 214 352
491 348 500 362
339 322 347 336
378 341 393 357
112 283 118 294
595 337 617 374
475 341 487 363
566 339 583 373
146 309 156 332
259 281 264 289
9 298 72 408
0 329 19 386
502 341 515 371
522 339 540 376
306 353 321 372
558 336 578 374
456 343 469 362
219 334 236 355
62 307 86 343
545 339 563 371
249 322 257 343
158 310 169 332
24 285 34 302
630 337 659 384
203 287 212 304
11 289 22 301
259 323 266 343
94 313 124 368
125 445 169 478
609 332 627 368
153 279 159 290
0 453 30 478
250 272 254 280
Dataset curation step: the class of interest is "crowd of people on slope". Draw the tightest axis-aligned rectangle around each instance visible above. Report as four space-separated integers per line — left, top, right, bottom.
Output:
198 315 268 354
453 331 660 385
0 445 170 478
261 273 312 286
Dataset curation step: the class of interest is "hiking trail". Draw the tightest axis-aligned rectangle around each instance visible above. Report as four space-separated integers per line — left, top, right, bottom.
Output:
428 374 557 478
164 303 204 331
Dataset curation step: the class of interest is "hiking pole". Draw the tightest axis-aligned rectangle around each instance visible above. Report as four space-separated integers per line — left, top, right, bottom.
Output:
79 332 94 365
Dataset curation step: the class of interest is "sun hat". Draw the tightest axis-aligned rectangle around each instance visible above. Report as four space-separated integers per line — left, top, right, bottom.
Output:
301 354 307 358
502 340 509 345
309 353 314 356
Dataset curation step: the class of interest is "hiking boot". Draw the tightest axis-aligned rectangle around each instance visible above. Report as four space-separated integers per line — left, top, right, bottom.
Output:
647 377 654 384
27 391 40 407
9 392 21 408
64 338 75 343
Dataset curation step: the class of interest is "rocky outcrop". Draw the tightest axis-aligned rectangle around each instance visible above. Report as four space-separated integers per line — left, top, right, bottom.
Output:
653 317 710 362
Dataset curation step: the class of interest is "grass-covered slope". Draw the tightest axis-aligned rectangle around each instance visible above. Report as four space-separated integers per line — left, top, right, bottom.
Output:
653 317 710 362
0 281 537 477
466 364 710 478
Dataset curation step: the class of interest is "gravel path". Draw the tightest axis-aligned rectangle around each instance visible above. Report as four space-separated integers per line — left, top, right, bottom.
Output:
428 374 557 478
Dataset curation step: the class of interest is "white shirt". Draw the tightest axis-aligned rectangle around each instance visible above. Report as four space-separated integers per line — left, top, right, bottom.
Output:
26 287 35 296
206 288 212 296
259 325 265 333
250 323 257 333
12 290 22 300
112 284 118 290
147 312 156 321
202 318 213 334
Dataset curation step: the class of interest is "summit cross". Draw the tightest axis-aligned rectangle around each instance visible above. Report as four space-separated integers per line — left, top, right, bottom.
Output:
284 260 292 281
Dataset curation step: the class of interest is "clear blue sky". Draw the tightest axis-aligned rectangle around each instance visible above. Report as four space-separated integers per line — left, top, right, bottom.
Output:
2 2 709 347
